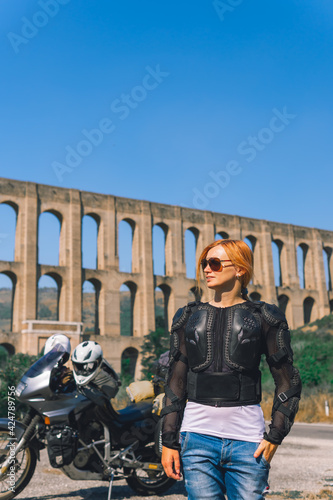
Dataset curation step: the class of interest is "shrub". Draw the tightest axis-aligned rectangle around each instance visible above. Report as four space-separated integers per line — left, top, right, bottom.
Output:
140 321 169 380
0 352 39 417
260 315 333 392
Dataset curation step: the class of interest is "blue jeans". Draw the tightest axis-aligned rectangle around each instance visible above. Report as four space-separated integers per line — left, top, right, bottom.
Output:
180 432 270 500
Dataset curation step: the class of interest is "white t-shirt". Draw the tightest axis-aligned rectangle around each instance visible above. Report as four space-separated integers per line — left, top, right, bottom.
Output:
180 401 265 443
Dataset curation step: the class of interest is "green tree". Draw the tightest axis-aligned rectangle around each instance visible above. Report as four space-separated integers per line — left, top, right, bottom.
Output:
38 304 52 319
120 294 131 336
293 333 333 388
0 352 39 417
0 346 8 367
121 356 134 387
140 318 169 379
260 314 333 394
0 303 11 319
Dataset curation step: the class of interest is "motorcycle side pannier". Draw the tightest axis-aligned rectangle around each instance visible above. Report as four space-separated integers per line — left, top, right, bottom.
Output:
46 425 78 468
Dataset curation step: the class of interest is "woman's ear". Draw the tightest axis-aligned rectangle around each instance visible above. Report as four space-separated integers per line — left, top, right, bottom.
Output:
235 268 245 277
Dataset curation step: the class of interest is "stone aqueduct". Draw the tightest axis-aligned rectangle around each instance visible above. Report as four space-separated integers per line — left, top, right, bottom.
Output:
0 177 332 376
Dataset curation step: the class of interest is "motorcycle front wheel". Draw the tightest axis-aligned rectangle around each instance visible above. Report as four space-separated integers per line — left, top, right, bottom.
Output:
0 429 37 500
125 443 175 496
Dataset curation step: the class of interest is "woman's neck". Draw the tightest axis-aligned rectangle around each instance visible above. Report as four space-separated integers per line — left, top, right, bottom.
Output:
210 290 245 308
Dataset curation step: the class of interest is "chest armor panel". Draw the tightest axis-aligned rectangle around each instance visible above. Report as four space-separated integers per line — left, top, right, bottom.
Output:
184 305 262 373
227 308 262 370
185 308 214 371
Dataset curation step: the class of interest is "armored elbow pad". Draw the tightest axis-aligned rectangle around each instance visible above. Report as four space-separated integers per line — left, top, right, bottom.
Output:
266 366 302 444
262 303 302 443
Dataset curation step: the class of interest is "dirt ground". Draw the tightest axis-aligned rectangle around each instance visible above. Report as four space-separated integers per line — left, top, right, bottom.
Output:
13 423 333 500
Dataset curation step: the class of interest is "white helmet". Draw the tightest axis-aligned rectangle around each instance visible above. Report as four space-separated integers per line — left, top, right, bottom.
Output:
44 334 71 363
71 341 103 386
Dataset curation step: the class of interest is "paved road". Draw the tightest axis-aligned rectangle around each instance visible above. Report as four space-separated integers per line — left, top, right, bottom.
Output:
283 422 332 440
268 422 333 496
14 423 333 500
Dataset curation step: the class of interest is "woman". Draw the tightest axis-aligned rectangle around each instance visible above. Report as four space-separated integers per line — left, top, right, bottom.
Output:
161 239 301 500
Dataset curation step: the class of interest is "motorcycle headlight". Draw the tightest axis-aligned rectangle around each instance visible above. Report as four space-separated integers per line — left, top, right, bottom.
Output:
15 381 27 397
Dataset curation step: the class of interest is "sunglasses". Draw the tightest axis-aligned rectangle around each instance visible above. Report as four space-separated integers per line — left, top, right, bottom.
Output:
201 258 233 272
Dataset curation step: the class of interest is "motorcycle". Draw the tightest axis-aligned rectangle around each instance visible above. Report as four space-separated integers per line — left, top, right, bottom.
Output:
0 348 174 500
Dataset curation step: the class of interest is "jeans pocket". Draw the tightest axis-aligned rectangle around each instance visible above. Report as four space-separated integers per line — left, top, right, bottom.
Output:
260 454 271 469
179 431 189 457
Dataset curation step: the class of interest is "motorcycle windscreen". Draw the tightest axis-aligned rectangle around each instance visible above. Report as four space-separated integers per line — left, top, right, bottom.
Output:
17 346 67 403
24 346 66 378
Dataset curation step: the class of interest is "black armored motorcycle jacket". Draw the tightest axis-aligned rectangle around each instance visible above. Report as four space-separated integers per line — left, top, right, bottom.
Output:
161 300 302 450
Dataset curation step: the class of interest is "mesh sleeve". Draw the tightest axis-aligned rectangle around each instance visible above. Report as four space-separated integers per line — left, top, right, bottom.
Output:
262 317 302 445
161 326 188 450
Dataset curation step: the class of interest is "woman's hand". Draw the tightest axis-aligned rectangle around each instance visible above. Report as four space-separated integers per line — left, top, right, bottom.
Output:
161 446 182 480
254 439 278 464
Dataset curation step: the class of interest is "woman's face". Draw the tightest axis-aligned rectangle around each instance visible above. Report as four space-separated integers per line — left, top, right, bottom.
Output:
202 245 241 291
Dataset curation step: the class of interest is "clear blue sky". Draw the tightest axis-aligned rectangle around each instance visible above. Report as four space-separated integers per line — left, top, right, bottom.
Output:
1 0 332 272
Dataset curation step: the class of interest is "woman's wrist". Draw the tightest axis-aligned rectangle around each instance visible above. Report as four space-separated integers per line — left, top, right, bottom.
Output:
263 430 283 445
162 431 181 450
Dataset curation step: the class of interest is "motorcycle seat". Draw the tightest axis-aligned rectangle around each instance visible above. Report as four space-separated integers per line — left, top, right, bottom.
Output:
115 399 154 424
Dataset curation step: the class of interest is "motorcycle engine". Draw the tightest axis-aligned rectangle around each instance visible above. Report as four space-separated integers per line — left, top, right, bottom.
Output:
74 420 104 470
81 420 104 442
74 450 91 468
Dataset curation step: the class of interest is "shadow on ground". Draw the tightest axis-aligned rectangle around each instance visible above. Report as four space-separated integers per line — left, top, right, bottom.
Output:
18 479 187 500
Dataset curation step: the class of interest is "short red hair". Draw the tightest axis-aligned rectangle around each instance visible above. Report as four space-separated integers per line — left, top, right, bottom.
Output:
196 239 254 294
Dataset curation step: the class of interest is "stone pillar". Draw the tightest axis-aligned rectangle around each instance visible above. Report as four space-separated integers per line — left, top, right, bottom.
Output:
280 226 299 288
63 190 82 322
303 241 317 291
167 210 189 323
18 183 38 350
239 219 261 286
284 227 303 326
258 222 276 303
252 237 264 287
101 197 120 335
98 196 117 271
197 216 215 258
311 228 330 318
229 216 242 240
196 217 215 303
134 202 155 337
164 222 174 278
11 196 24 332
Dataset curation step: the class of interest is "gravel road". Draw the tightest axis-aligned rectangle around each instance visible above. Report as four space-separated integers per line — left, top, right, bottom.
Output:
14 423 333 500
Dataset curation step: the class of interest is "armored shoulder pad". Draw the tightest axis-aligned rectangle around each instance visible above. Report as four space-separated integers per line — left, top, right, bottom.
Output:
171 301 198 331
171 306 189 332
261 302 287 326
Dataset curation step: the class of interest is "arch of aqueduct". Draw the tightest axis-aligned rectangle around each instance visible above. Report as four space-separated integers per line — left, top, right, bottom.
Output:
0 177 332 375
